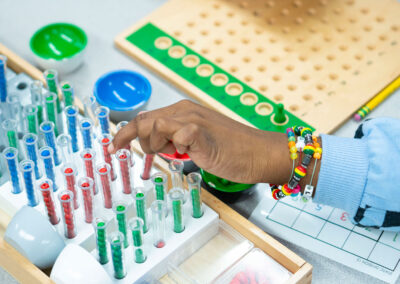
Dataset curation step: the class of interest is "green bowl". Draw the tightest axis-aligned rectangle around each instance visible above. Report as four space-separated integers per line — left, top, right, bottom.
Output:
200 169 253 192
30 23 87 74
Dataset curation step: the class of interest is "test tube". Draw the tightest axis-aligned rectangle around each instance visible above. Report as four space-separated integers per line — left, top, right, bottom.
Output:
57 134 73 165
30 80 44 125
116 121 134 167
44 91 59 136
96 163 113 209
169 188 185 233
109 232 126 279
83 95 97 125
44 69 61 113
65 106 79 153
40 121 61 166
39 146 58 191
62 164 79 209
78 177 94 223
0 55 7 103
58 190 77 239
133 188 149 233
61 81 74 107
151 172 168 202
2 119 19 148
187 172 203 218
23 133 42 179
129 217 147 263
141 154 154 180
3 147 21 194
169 159 185 195
6 94 23 128
81 148 97 195
116 149 133 194
113 202 129 248
39 179 60 225
93 217 109 264
151 200 166 248
99 133 117 181
19 160 38 207
23 105 39 134
95 106 110 134
80 118 93 149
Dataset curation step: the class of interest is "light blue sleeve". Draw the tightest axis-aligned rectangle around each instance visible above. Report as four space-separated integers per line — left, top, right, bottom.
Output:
313 117 400 231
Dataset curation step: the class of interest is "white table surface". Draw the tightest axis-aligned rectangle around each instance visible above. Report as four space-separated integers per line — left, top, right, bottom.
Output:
1 0 399 283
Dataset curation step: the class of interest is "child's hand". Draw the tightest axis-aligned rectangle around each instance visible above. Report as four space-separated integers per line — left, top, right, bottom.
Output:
109 100 295 184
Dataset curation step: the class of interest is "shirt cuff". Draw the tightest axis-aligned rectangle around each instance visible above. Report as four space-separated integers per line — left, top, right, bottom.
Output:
313 134 369 217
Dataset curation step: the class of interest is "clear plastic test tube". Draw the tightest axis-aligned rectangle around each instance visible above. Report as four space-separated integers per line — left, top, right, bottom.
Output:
129 217 146 263
40 121 61 166
80 118 94 149
58 190 77 239
169 188 185 233
30 80 44 125
109 232 126 279
169 160 185 202
44 91 59 136
23 133 42 180
0 55 7 103
20 160 38 207
96 162 113 209
3 147 21 194
81 148 97 195
2 119 19 149
116 121 133 167
23 104 39 134
93 217 109 264
44 69 61 113
151 200 167 248
133 187 149 233
65 105 79 153
39 179 59 225
57 134 73 165
116 149 133 194
83 95 97 124
39 146 58 191
62 164 79 209
151 172 168 202
99 133 116 181
6 94 23 128
61 81 74 107
95 106 110 134
187 172 203 218
78 177 94 223
114 202 129 248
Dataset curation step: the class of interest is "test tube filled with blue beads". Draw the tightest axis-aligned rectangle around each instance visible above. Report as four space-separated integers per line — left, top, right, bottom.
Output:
19 160 39 207
2 147 21 194
0 55 7 104
44 69 61 113
61 81 74 107
109 231 126 279
40 121 61 166
23 133 42 180
65 106 79 153
129 217 147 263
44 91 59 136
80 118 94 149
57 134 73 165
95 106 110 134
30 80 44 125
39 146 58 191
23 105 39 134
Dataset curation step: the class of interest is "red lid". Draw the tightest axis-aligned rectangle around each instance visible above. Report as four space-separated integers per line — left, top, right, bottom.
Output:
158 151 190 162
40 183 50 189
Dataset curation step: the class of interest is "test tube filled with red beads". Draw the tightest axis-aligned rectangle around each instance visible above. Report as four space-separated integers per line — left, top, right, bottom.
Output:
61 164 79 209
96 163 113 209
78 177 94 223
58 190 77 239
38 179 59 225
116 121 133 167
141 154 154 180
98 133 116 181
116 149 134 195
81 148 97 195
151 200 167 248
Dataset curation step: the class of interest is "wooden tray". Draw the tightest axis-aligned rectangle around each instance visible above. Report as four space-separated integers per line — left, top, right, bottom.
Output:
0 43 312 284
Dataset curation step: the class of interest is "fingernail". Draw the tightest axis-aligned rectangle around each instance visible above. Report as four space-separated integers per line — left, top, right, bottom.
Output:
108 143 115 153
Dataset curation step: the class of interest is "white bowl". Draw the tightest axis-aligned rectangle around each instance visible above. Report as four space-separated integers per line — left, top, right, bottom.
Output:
33 51 85 75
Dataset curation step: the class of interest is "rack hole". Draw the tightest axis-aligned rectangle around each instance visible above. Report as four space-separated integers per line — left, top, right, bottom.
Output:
314 64 323 71
257 65 266 72
342 64 351 70
214 21 221 26
168 46 186 58
240 93 258 106
256 47 264 53
270 56 280 62
301 74 309 81
243 57 251 63
303 94 313 101
225 83 243 96
173 31 182 37
201 48 209 55
255 103 273 116
215 57 223 63
200 30 209 36
228 47 236 54
259 85 268 92
326 55 335 61
182 55 200 68
329 73 338 80
155 37 172 49
289 105 299 111
316 84 325 90
214 39 222 45
272 75 281 81
196 64 214 77
230 66 238 73
244 76 253 82
242 38 250 44
285 65 294 71
288 85 297 91
274 94 284 101
187 22 195 27
211 74 229 86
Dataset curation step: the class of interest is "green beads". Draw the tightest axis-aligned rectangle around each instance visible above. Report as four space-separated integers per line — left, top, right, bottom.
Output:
152 173 167 202
135 192 149 233
115 204 129 248
94 219 109 264
7 130 17 148
170 188 185 233
61 82 74 107
191 188 203 218
45 93 58 136
129 217 146 264
109 232 126 279
155 179 164 200
45 70 61 113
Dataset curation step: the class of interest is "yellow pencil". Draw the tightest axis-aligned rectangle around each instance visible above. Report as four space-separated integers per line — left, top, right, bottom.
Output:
354 76 400 121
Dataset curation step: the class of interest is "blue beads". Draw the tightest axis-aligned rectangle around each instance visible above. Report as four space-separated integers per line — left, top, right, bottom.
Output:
40 121 61 166
80 119 93 149
3 147 21 194
20 160 38 207
23 134 41 180
39 147 58 191
65 106 79 152
0 55 7 103
96 106 110 134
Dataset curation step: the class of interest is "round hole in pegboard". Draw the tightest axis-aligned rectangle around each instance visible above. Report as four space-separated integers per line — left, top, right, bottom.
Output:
201 48 209 55
255 29 262 35
17 82 28 90
295 17 303 25
309 27 317 33
303 94 313 101
253 11 260 17
244 76 253 82
187 22 195 27
296 37 305 43
214 21 221 27
316 84 325 90
324 36 332 42
259 85 268 92
257 65 266 72
200 30 209 36
348 17 357 23
266 1 275 7
272 75 281 81
168 46 186 58
240 93 258 106
230 66 238 73
240 1 249 8
391 25 399 32
354 54 363 60
299 55 307 61
352 35 360 42
311 46 320 52
293 0 302 8
182 55 200 68
329 73 338 80
346 0 355 5
321 17 329 24
154 37 172 50
243 57 251 63
256 47 264 53
333 8 342 15
274 94 283 101
196 64 214 77
281 8 290 16
228 47 236 54
225 83 243 96
360 8 369 14
213 3 220 9
228 29 236 36
200 12 208 18
211 73 229 86
282 27 291 34
379 35 387 41
336 27 345 33
242 38 250 44
173 31 182 37
307 8 316 15
363 25 372 32
314 64 323 71
214 39 222 45
255 102 273 116
376 16 384 23
342 64 351 70
215 57 223 63
269 37 277 43
326 55 335 61
227 11 234 17
319 0 328 6
267 18 276 25
367 45 375 51
270 56 280 62
301 74 309 81
284 46 293 52
288 85 297 91
285 65 294 71
289 105 299 111
339 45 348 51
187 39 195 46
241 20 249 26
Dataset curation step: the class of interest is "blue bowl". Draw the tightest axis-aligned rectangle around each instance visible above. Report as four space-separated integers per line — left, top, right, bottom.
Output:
93 70 151 121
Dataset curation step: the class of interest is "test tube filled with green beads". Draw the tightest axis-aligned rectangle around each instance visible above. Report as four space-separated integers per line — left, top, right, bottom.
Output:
109 232 126 279
23 105 39 134
129 217 147 263
2 119 18 148
93 217 109 265
44 92 59 136
133 187 149 233
61 81 74 107
151 172 168 202
169 188 185 233
151 200 167 248
44 69 61 113
113 202 129 248
187 172 203 218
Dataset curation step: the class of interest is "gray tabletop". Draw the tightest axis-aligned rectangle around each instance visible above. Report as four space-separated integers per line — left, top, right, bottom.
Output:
1 0 400 283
